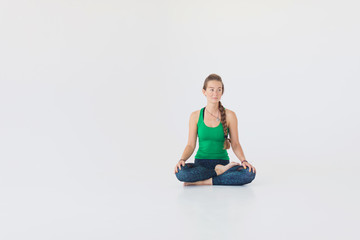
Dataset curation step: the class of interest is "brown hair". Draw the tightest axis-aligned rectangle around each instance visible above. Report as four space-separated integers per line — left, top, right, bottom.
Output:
203 73 231 150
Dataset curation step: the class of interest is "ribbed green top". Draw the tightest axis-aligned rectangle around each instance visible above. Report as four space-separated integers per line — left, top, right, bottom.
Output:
194 107 230 160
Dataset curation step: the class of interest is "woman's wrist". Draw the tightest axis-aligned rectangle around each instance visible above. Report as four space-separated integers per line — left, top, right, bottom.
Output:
241 159 248 163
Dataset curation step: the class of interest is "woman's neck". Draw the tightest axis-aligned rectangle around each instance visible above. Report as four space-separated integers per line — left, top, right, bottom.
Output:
205 102 219 113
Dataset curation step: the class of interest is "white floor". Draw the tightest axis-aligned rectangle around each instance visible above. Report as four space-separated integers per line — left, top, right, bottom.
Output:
1 162 359 240
1 0 359 239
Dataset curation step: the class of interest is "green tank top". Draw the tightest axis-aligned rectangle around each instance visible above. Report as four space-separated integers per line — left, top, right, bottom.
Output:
194 107 230 160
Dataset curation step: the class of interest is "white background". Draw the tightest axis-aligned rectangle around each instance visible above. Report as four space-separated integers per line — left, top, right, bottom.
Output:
1 0 359 239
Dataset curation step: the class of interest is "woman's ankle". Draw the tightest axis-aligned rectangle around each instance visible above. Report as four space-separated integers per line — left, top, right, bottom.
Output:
214 164 224 176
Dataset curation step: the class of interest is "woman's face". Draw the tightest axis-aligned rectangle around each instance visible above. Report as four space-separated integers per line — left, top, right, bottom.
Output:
203 80 223 102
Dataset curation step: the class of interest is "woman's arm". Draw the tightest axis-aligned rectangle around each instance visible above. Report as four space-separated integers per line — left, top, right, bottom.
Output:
179 111 198 161
228 110 256 173
227 110 247 162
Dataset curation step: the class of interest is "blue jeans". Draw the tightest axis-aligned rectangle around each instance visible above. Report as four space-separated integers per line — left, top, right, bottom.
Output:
175 159 256 185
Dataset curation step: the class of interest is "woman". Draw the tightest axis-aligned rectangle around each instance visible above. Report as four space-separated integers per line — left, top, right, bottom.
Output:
174 73 256 186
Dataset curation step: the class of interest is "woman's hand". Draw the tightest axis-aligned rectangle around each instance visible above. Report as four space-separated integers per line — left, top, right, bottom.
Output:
174 160 186 174
242 161 256 173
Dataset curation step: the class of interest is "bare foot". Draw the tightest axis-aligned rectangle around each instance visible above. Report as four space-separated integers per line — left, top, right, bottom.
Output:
215 161 241 176
183 178 212 186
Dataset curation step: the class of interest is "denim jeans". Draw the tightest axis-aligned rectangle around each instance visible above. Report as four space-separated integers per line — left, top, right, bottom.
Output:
175 159 256 185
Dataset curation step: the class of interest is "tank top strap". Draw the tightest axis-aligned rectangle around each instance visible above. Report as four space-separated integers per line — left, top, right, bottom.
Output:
198 107 205 125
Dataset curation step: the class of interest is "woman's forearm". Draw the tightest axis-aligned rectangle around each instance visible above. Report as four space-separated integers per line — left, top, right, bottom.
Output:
180 145 195 161
232 144 246 162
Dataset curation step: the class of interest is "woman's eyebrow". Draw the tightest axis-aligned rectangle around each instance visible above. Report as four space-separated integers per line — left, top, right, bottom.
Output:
209 87 222 89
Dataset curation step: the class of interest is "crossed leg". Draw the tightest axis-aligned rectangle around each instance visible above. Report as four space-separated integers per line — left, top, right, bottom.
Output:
175 162 247 186
212 166 256 185
175 163 217 183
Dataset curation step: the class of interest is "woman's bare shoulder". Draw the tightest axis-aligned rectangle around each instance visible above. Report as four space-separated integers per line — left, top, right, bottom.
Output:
225 108 235 115
191 109 200 121
225 108 236 126
193 109 201 115
190 109 201 125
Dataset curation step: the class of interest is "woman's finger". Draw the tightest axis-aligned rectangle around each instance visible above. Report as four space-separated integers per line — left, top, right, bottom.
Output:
243 162 248 169
246 163 252 172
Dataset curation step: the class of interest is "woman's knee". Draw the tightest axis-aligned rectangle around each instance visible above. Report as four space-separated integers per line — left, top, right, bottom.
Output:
247 170 256 183
175 163 192 182
175 170 185 182
239 168 256 184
